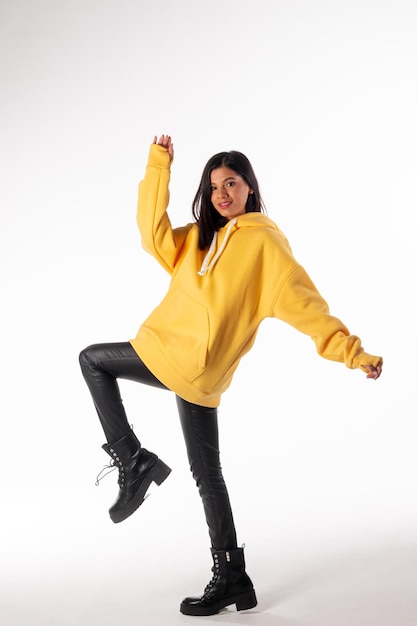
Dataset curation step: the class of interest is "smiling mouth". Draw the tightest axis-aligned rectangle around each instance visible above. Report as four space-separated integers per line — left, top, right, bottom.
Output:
219 202 231 209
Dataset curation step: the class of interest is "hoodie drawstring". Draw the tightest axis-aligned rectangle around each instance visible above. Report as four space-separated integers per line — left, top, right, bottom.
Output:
198 218 237 276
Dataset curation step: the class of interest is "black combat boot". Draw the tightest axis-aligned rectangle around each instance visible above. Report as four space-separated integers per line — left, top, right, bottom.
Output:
99 430 171 523
180 547 257 616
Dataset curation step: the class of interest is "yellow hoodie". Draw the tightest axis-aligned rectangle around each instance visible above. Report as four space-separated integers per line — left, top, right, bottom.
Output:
130 144 381 407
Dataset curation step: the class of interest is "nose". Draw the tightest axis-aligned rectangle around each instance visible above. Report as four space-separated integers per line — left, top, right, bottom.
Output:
218 186 228 199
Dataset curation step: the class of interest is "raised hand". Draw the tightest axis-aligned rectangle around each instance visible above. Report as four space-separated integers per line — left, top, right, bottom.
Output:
153 134 174 160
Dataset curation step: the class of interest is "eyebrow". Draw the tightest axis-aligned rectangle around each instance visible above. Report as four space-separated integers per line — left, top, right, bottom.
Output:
210 176 237 183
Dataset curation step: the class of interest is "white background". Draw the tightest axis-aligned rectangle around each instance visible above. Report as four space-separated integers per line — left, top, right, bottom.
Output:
1 1 416 624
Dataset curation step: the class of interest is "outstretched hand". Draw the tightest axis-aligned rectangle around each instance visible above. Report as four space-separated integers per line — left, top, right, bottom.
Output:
363 361 383 380
153 134 174 160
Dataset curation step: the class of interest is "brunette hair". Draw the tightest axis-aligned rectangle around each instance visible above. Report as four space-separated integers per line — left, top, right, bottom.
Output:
192 151 265 249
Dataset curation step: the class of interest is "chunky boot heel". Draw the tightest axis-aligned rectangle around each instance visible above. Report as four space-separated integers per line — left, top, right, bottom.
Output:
97 431 172 523
151 458 172 485
235 588 258 611
180 547 257 616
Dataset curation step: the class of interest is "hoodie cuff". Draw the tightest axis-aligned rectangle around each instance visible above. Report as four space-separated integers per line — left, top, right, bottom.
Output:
351 350 383 372
147 143 172 169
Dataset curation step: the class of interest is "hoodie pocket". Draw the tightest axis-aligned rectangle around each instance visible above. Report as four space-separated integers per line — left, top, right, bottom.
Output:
143 289 209 382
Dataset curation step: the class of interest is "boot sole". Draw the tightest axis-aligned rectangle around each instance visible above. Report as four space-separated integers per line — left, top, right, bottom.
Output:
110 459 171 523
180 588 257 616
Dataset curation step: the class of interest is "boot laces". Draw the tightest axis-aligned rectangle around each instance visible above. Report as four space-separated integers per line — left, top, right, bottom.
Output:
95 459 125 487
203 569 219 595
203 556 220 596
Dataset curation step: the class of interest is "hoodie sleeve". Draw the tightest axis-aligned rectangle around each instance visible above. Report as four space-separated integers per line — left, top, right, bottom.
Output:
271 263 382 372
137 143 191 274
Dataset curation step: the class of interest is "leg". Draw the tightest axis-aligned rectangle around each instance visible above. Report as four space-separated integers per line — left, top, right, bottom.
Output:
79 342 170 522
79 341 167 443
175 396 237 550
175 397 257 616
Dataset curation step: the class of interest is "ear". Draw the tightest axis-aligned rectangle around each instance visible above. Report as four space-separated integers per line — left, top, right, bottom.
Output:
248 189 254 194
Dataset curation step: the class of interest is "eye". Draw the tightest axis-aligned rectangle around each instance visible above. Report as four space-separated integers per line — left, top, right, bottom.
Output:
210 185 217 191
226 181 235 187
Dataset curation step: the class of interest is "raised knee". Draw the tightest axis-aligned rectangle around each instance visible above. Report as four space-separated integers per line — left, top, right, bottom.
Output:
79 345 96 370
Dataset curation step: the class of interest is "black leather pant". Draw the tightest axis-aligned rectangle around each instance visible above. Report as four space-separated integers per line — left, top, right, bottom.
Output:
79 342 237 550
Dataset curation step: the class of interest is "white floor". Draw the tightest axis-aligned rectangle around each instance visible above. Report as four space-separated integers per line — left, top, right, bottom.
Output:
2 478 416 626
2 535 416 626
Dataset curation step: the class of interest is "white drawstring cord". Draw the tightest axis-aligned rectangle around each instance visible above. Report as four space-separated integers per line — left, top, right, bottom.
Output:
198 218 237 276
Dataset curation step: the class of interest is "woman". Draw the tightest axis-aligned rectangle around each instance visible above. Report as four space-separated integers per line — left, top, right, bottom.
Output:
79 134 382 617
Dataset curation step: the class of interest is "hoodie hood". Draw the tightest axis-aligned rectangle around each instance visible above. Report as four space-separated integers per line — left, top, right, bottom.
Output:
198 213 282 275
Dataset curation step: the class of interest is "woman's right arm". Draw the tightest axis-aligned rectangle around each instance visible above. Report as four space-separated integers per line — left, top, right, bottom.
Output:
137 135 190 274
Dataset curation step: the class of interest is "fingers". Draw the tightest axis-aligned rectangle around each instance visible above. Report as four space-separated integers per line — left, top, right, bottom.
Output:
156 134 172 148
364 362 383 380
153 134 174 160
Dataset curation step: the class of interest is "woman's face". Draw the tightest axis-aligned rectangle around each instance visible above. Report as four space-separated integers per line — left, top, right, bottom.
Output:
210 166 253 221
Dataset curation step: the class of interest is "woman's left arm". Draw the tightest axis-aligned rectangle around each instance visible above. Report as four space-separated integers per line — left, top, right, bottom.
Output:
272 263 383 379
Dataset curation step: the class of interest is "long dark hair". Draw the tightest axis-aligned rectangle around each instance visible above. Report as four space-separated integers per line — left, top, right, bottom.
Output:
192 151 265 250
